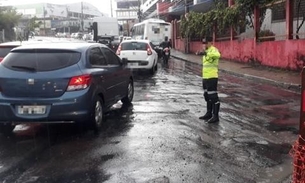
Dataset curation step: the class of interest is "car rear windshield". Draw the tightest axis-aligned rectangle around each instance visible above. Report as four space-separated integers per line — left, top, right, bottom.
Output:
121 42 147 51
1 49 81 72
0 46 16 57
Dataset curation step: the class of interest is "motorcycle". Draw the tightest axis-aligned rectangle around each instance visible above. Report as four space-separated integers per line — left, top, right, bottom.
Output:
163 47 170 64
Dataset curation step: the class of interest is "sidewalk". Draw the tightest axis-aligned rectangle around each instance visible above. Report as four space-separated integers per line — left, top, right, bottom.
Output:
171 49 301 93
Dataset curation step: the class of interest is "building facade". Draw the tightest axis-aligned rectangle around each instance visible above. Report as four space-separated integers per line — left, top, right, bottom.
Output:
140 0 215 21
115 0 141 36
7 2 106 36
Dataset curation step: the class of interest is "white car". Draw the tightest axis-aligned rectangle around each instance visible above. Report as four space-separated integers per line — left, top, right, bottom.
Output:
116 40 158 74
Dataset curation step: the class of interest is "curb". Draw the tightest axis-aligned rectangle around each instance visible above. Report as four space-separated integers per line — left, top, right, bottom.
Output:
171 55 301 93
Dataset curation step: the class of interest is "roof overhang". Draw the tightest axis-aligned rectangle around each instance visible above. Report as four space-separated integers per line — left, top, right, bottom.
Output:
168 0 215 16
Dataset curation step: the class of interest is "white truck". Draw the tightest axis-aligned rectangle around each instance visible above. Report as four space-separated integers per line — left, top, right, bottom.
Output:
91 17 120 51
92 17 119 37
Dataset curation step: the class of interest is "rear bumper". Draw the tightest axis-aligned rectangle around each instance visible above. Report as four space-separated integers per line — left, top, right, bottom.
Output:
0 89 94 124
127 59 155 70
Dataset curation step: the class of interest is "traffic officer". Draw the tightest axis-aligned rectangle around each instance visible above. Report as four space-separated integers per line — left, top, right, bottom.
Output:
198 37 221 123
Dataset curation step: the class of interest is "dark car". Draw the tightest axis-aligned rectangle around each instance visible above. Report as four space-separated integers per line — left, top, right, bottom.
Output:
0 40 53 62
111 36 121 51
0 42 134 134
97 35 119 52
0 44 16 62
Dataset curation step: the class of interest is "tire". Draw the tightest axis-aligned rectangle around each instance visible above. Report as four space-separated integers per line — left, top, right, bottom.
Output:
90 97 104 135
121 79 134 105
0 123 15 135
150 61 156 75
163 55 168 64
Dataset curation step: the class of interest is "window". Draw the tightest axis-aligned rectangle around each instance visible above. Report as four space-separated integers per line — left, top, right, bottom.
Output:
101 48 121 66
2 49 81 72
153 27 160 34
0 46 17 57
89 47 107 66
121 42 148 51
271 0 305 21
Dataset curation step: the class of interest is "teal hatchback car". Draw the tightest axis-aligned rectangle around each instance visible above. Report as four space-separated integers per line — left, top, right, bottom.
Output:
0 42 134 134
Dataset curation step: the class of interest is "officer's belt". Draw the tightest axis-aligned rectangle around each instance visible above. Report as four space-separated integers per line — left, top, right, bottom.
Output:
203 65 217 68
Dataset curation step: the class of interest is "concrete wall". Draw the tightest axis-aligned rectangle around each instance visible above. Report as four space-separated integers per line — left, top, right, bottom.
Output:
214 39 305 71
174 37 305 71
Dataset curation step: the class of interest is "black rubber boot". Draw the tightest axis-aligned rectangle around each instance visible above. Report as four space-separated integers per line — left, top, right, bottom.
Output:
207 102 220 123
199 102 212 120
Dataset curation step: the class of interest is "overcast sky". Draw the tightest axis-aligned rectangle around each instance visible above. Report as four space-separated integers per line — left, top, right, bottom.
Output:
1 0 116 16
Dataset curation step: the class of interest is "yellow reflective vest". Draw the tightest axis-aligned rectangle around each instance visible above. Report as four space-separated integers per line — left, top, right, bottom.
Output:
202 46 221 79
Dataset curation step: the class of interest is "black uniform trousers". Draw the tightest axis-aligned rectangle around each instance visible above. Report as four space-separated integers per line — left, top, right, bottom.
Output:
202 78 219 104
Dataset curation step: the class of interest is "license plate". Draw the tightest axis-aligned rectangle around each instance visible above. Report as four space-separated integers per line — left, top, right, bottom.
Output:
129 62 138 66
165 52 169 55
17 105 46 115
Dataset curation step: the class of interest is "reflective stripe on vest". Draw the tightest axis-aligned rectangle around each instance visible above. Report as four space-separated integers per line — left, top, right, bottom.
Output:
207 91 218 94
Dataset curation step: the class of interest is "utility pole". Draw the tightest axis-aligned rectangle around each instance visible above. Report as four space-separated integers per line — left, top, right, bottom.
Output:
184 0 189 14
43 5 46 36
137 0 142 22
184 0 189 54
81 1 84 32
110 0 113 17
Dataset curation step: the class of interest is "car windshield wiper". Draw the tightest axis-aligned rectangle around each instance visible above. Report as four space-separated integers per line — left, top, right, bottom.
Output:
11 65 36 72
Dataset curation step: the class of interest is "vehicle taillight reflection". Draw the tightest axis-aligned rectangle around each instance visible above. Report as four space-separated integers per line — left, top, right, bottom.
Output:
67 74 91 91
147 44 152 55
0 57 3 62
116 45 121 55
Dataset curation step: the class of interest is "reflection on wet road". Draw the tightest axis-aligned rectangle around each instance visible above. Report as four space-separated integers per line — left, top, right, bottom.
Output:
0 58 299 183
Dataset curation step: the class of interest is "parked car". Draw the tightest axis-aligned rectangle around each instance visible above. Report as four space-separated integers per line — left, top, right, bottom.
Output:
123 36 132 41
97 35 120 52
0 42 134 134
0 42 19 62
116 40 158 74
112 36 121 51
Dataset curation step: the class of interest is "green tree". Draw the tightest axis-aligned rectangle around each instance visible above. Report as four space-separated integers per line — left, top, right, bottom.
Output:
23 17 42 40
27 17 42 32
0 6 22 41
180 0 277 39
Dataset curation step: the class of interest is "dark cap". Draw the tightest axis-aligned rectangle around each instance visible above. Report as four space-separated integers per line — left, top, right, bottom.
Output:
202 36 213 44
205 36 213 43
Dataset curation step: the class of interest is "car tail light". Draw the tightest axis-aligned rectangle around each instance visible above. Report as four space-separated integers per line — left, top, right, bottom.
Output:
147 44 152 55
116 45 121 55
67 74 91 91
0 57 3 62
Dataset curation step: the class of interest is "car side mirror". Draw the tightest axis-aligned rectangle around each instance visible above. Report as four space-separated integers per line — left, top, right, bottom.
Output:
122 58 128 65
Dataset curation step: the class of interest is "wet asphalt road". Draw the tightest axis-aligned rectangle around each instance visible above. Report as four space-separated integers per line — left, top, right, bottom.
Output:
0 58 300 183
